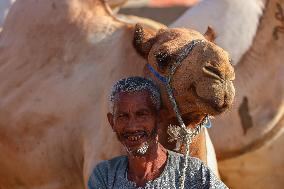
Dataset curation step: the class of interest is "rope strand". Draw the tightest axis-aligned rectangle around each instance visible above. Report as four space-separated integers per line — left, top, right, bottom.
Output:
147 39 208 189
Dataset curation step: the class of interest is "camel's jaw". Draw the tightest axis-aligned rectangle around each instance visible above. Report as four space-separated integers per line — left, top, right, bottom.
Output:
190 83 235 115
135 24 236 118
161 79 235 119
161 47 236 117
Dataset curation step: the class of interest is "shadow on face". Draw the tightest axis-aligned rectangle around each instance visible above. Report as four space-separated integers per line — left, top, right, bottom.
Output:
107 91 160 156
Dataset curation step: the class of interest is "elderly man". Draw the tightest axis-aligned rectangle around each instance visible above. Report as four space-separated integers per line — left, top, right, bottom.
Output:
88 76 228 189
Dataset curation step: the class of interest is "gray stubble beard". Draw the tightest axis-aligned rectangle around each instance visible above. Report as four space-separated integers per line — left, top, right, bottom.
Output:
123 125 158 157
136 142 149 155
125 142 149 157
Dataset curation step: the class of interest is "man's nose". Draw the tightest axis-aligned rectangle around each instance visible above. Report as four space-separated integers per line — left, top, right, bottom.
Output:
126 115 140 131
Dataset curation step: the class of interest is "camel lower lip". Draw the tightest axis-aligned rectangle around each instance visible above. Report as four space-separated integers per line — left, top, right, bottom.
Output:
212 104 228 113
190 84 228 113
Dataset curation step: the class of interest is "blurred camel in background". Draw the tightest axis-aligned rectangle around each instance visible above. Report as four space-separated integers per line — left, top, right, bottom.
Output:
1 0 282 188
172 0 284 188
0 0 235 188
0 0 15 30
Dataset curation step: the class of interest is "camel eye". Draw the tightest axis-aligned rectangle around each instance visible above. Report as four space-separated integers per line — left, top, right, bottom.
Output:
155 51 171 70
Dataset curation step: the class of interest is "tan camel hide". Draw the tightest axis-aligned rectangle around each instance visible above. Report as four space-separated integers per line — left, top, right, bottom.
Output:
214 0 284 188
210 0 284 160
0 0 128 29
172 0 283 161
0 0 14 28
0 0 235 188
219 118 284 189
132 24 234 162
170 0 284 187
0 0 145 188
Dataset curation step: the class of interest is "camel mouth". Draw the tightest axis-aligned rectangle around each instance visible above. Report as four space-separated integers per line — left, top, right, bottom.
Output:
190 84 230 114
180 112 205 126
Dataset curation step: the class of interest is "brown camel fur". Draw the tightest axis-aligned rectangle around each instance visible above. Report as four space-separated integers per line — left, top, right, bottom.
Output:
0 0 233 188
133 24 234 157
170 0 283 187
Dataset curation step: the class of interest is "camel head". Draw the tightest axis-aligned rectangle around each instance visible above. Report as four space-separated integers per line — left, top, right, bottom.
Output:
133 24 235 126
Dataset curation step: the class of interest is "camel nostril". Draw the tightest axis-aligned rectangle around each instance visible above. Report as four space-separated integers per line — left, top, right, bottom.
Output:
212 93 230 112
202 66 223 80
222 102 229 109
221 93 230 109
224 93 227 101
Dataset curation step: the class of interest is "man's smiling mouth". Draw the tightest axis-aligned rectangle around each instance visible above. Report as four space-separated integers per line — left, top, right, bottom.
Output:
123 131 147 142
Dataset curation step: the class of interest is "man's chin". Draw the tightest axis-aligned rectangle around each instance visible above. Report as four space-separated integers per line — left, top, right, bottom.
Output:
125 142 149 157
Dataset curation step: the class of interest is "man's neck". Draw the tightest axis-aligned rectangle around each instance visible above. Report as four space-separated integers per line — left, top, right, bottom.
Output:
127 143 168 187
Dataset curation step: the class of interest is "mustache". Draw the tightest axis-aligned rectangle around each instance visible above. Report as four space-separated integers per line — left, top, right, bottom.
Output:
116 126 159 142
122 130 147 137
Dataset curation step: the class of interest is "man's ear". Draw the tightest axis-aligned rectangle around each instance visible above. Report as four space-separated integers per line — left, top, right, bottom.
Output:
107 112 115 131
133 23 157 58
204 26 216 42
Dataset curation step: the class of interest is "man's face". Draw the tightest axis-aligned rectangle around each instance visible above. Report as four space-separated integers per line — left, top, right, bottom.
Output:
107 90 159 156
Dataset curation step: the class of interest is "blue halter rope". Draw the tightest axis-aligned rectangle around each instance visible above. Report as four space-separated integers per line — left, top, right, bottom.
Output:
146 62 212 129
146 39 211 128
146 63 168 84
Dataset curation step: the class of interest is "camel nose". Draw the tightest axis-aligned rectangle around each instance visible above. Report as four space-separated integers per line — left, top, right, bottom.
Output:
216 84 235 111
213 93 230 113
202 66 223 81
220 93 229 109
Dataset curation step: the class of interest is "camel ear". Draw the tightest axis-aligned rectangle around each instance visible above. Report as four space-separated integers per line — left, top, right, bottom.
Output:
133 23 157 58
204 26 216 42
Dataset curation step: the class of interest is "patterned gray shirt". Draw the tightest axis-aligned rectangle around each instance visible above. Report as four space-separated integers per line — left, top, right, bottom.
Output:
88 150 228 189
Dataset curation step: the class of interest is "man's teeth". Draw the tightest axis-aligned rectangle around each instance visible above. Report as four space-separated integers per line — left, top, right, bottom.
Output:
123 131 146 141
127 135 143 141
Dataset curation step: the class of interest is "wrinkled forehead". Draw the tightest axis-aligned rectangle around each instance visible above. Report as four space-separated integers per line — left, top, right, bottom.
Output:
113 90 155 109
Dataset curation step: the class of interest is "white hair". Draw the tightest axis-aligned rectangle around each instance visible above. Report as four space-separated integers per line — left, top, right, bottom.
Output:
109 76 161 112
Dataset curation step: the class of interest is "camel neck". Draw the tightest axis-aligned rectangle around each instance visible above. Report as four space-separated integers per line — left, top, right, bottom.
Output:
0 0 124 52
236 0 283 78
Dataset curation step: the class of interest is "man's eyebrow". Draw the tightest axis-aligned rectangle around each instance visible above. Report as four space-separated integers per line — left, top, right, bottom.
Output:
114 110 128 114
137 108 153 113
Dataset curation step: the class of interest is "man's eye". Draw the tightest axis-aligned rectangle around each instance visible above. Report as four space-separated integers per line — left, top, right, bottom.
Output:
137 111 149 116
118 114 126 118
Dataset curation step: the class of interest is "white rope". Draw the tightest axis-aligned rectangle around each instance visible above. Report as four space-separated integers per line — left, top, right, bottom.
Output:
163 40 208 189
147 39 208 189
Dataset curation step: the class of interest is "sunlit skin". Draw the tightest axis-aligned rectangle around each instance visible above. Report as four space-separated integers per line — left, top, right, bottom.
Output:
107 90 167 187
